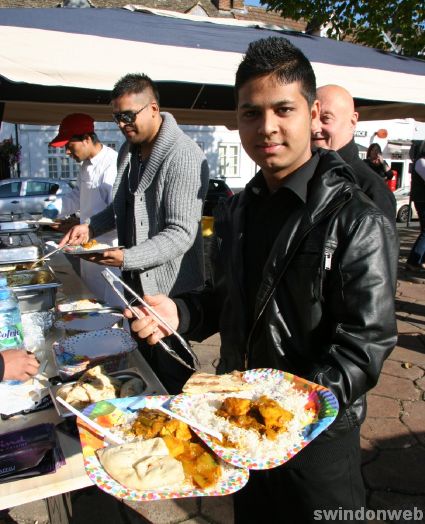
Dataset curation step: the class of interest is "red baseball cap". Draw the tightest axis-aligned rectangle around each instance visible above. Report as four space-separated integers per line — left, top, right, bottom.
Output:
50 113 95 147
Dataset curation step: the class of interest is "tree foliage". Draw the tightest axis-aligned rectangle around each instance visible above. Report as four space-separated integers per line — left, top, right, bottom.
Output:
260 0 425 58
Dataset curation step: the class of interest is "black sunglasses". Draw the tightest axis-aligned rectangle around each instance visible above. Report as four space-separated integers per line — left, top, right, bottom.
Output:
112 103 150 125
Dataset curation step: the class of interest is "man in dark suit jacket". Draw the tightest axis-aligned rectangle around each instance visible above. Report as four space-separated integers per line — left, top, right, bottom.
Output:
313 84 396 222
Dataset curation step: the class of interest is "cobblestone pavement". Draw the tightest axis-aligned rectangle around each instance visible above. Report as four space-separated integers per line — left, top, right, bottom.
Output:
2 226 424 524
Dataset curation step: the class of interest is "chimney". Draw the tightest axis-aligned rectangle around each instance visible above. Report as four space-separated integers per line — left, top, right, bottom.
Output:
232 0 245 9
213 1 245 11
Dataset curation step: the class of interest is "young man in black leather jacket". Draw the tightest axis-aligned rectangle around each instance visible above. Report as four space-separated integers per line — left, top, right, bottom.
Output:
127 37 399 523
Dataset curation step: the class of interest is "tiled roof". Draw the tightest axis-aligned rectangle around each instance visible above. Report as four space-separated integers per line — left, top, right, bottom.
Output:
0 1 306 32
233 6 306 31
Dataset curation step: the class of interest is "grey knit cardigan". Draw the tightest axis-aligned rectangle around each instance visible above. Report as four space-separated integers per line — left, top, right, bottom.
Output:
88 112 209 297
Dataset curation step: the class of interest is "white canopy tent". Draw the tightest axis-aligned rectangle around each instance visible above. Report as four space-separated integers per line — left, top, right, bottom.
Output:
0 6 424 126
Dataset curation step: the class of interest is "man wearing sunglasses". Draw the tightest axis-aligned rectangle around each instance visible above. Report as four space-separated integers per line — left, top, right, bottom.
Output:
44 113 123 307
60 74 209 393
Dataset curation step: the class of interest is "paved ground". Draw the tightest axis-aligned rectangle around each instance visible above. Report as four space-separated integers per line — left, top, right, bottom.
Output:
1 225 425 524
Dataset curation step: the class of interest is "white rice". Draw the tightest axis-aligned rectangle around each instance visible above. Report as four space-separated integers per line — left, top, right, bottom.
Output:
185 377 314 461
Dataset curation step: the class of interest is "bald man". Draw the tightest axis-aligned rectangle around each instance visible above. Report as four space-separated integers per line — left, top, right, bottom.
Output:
313 84 396 221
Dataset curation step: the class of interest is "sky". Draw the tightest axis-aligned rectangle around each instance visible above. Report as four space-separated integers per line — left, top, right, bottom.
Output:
246 1 263 6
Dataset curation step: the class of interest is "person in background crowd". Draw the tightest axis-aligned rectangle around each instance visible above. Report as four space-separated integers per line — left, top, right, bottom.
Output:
59 74 209 394
125 38 398 523
0 350 39 382
364 142 393 180
43 113 122 307
406 140 425 271
313 84 396 221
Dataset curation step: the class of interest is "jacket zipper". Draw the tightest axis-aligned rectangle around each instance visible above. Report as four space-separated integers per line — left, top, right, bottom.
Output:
244 193 351 368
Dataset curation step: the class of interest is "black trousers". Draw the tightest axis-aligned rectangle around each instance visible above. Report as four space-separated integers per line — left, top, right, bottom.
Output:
233 428 366 524
136 337 194 395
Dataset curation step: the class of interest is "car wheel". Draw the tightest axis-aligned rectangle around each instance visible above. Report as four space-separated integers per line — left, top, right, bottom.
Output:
397 205 410 223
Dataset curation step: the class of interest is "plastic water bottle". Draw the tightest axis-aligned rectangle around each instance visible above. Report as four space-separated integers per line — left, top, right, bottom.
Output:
0 276 24 353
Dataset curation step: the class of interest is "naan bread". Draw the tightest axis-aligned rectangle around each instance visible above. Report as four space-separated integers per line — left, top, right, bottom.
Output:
57 366 119 408
97 438 185 491
182 371 254 394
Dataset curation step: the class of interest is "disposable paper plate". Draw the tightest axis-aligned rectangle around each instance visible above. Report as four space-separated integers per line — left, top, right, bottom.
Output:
77 396 249 501
170 368 339 470
53 328 137 379
63 245 123 255
54 311 123 332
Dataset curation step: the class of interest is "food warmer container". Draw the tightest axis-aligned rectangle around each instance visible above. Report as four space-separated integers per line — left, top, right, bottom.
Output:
49 366 166 418
0 212 38 233
6 267 62 313
0 232 43 265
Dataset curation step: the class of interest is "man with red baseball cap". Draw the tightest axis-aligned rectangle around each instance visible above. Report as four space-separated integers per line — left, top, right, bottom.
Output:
44 113 123 307
49 113 95 147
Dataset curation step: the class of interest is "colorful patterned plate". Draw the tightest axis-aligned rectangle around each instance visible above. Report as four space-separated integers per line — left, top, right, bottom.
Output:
170 368 339 470
77 396 250 501
53 328 136 379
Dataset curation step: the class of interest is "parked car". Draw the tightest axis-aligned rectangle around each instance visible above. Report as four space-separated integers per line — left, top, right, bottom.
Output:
0 177 73 215
394 187 418 223
203 178 234 216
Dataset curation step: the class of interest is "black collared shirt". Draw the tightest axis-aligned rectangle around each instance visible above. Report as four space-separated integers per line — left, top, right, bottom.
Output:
243 153 319 323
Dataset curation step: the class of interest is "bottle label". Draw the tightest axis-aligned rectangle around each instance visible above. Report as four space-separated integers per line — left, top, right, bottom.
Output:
0 322 24 351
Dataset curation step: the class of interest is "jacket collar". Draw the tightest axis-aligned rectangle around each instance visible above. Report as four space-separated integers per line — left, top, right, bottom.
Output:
119 112 183 194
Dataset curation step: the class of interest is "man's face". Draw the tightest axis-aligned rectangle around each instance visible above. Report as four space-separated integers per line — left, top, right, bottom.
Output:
313 88 358 151
111 92 157 145
237 75 319 185
65 138 91 163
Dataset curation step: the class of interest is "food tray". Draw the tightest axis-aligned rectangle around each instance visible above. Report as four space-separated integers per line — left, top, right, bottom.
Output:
56 299 104 313
53 328 138 380
0 232 43 264
6 267 62 313
170 368 339 470
63 244 123 255
49 368 153 418
77 396 249 501
0 221 38 233
54 309 123 333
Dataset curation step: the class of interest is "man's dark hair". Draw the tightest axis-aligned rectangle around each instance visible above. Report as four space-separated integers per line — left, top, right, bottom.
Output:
111 73 160 104
71 132 99 145
235 37 316 106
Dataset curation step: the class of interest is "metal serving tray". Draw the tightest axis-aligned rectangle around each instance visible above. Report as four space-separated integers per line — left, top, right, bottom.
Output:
6 267 62 313
49 367 165 418
0 232 43 264
0 212 38 233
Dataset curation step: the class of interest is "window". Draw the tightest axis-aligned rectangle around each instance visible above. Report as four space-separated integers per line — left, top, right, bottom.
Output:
0 181 21 197
218 143 240 178
47 144 79 179
26 181 52 196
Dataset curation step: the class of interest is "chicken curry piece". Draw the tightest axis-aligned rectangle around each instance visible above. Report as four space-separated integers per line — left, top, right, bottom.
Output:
129 408 221 489
216 395 293 440
82 238 99 249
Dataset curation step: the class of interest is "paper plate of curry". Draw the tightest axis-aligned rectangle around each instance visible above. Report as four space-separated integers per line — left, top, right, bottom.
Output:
77 395 249 501
169 368 339 470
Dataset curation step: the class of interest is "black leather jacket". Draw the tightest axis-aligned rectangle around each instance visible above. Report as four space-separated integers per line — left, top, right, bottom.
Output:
183 150 399 437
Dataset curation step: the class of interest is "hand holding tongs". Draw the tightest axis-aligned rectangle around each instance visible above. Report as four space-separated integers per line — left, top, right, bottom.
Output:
101 268 199 371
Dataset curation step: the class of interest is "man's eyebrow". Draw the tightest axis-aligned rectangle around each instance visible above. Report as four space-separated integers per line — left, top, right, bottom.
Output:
239 98 295 109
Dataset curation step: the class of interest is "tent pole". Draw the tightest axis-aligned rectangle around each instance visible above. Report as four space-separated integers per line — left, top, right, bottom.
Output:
191 85 205 109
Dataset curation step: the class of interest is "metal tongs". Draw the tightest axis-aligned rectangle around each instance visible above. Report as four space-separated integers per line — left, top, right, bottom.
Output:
30 242 68 269
102 268 199 371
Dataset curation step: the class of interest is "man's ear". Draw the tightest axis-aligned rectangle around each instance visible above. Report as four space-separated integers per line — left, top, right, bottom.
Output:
351 111 359 129
311 99 321 129
151 101 160 117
